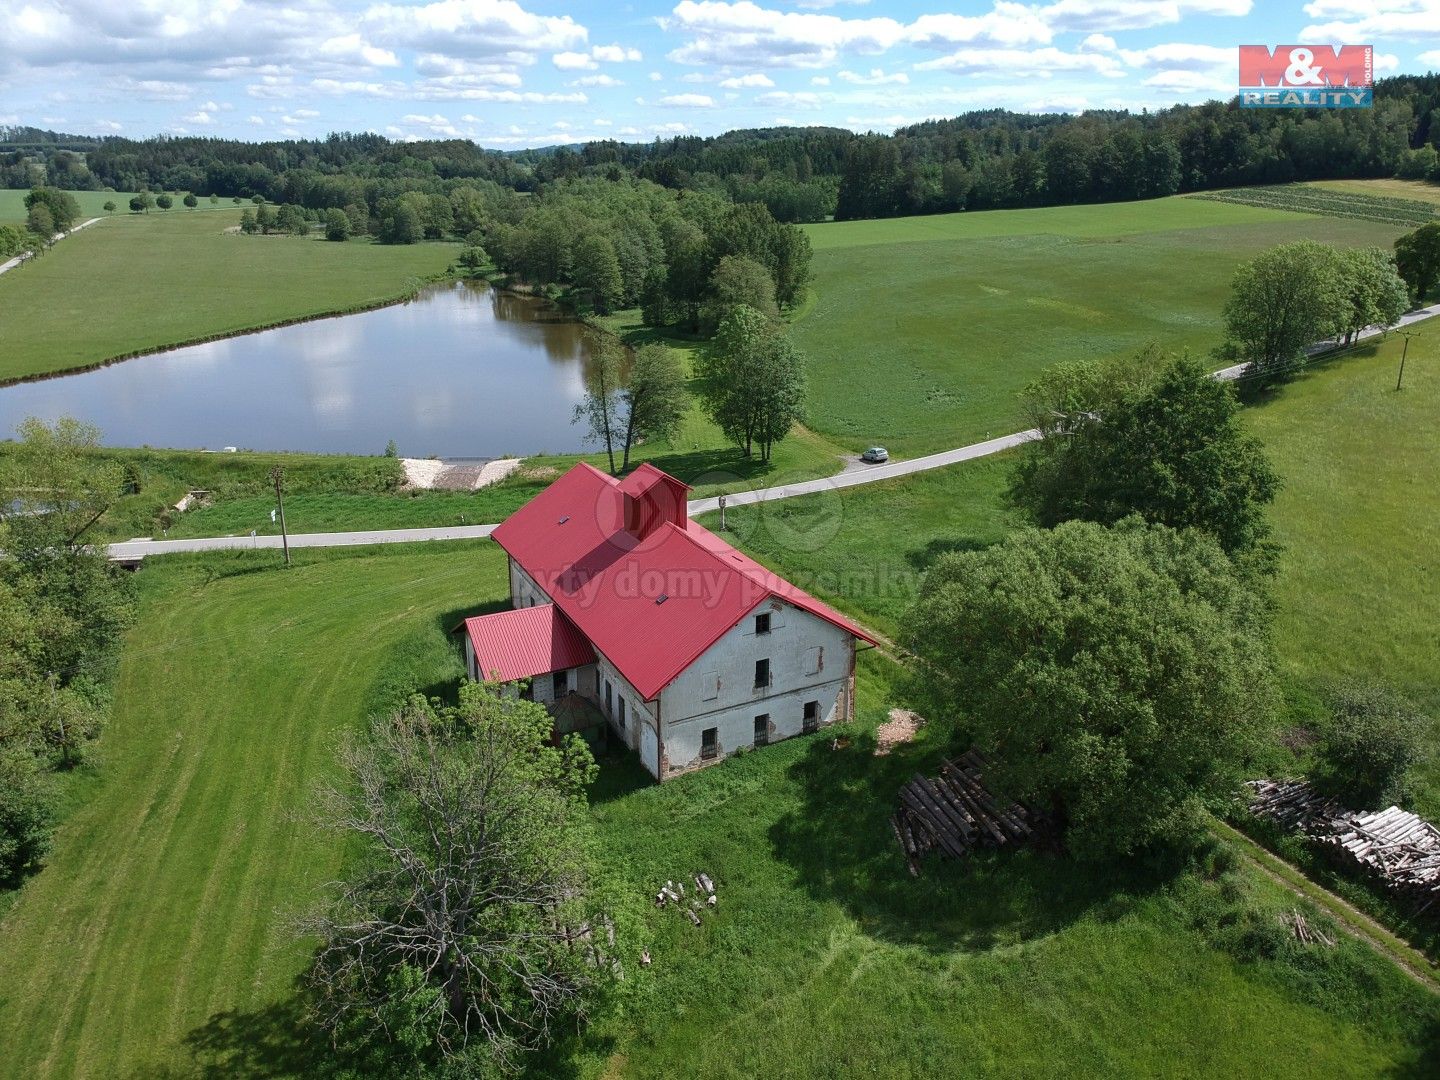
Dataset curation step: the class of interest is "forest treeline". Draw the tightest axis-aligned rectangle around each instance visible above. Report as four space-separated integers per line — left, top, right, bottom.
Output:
4 73 1439 226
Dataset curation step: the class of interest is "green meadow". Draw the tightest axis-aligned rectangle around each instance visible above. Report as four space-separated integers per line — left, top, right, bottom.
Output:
0 209 458 383
1 539 1436 1078
794 196 1403 457
0 188 142 224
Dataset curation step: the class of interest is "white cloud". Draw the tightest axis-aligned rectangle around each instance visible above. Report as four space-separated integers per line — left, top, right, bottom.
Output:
1303 2 1440 41
663 1 1049 70
1023 94 1089 113
592 44 643 62
756 90 824 108
719 72 775 87
649 70 664 80
1038 1 1252 34
319 33 400 68
363 0 588 60
183 110 214 125
553 51 598 70
399 111 462 136
248 114 265 124
571 73 624 87
836 67 907 84
1421 49 1440 66
916 47 1124 77
810 74 831 85
658 92 715 106
1080 33 1117 52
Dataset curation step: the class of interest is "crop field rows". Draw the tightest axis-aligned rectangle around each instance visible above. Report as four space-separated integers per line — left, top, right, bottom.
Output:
1188 184 1440 227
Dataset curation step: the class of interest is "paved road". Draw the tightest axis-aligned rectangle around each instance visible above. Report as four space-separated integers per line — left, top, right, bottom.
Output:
0 217 101 277
106 522 499 560
105 304 1438 561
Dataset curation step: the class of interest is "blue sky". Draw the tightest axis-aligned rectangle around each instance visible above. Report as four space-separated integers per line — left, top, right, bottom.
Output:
1 1 1436 147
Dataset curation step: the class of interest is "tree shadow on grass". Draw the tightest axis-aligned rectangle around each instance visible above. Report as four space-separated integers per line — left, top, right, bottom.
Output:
182 984 329 1079
587 744 654 806
768 726 1186 954
434 597 511 635
903 535 996 573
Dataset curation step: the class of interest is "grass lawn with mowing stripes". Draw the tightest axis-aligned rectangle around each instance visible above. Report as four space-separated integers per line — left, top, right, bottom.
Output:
794 201 1401 458
0 209 458 383
1 544 1435 1078
0 542 505 1078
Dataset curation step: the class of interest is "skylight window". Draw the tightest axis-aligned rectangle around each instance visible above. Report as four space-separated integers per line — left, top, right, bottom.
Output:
655 593 669 605
557 515 570 524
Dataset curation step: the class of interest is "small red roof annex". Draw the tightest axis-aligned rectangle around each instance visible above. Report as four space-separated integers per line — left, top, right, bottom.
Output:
463 604 596 683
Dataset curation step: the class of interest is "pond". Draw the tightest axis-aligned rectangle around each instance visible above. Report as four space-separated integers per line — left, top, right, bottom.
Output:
0 281 603 458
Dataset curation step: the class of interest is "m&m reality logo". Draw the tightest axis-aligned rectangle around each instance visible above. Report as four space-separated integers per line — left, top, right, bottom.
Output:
1238 45 1373 109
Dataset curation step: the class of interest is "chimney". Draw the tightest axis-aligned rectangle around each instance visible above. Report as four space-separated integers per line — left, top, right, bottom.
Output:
619 466 689 541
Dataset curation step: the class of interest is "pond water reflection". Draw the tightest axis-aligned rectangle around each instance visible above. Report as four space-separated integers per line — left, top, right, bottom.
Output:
0 281 601 457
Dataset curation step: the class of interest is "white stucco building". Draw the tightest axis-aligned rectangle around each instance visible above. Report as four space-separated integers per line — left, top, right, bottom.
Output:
459 462 876 780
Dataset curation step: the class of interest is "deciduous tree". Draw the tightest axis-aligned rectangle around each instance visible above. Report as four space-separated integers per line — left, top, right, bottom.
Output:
1010 354 1280 561
24 187 80 232
573 337 623 474
904 519 1274 859
1394 222 1440 302
701 254 777 334
620 344 688 472
301 685 601 1075
1336 247 1409 343
1220 239 1346 382
701 305 806 462
323 208 350 242
571 233 623 313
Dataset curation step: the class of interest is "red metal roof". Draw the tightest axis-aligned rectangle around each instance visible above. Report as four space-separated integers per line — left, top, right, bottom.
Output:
464 604 596 683
490 462 878 700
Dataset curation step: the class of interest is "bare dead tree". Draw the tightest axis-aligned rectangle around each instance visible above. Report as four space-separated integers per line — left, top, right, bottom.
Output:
300 686 600 1074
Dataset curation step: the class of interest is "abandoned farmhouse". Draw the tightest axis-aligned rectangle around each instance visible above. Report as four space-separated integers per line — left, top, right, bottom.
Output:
460 462 877 779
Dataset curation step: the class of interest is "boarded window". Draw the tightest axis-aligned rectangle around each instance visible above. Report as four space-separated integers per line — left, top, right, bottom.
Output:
803 699 820 734
753 714 769 747
804 646 823 676
701 671 719 701
701 727 719 760
754 612 771 635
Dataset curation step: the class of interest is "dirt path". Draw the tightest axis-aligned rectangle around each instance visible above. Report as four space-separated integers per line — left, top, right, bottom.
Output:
1211 819 1440 993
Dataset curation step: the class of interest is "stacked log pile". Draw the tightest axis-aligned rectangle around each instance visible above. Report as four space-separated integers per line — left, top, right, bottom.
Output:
1246 778 1346 829
1246 779 1440 914
890 750 1043 875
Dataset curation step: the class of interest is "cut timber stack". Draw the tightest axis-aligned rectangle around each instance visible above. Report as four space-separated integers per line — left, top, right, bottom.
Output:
890 749 1041 875
1246 778 1345 829
1246 779 1440 915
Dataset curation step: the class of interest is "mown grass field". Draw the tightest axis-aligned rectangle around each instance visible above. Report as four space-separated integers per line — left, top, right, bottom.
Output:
716 326 1440 799
0 209 458 383
1244 329 1440 817
794 196 1402 457
1 541 1436 1078
0 542 504 1078
1310 178 1440 206
0 189 140 224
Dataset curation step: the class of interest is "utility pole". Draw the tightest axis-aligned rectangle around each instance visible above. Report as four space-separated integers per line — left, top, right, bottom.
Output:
1395 329 1418 391
271 465 290 566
